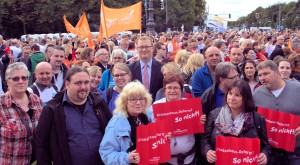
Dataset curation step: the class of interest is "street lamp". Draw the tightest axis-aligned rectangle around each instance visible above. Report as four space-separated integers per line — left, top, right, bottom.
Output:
146 0 156 34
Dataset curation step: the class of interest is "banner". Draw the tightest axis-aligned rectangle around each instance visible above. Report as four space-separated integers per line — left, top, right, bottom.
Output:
98 0 141 40
257 107 300 152
75 12 91 40
206 15 228 32
137 120 171 165
216 136 260 165
63 15 77 34
153 98 204 136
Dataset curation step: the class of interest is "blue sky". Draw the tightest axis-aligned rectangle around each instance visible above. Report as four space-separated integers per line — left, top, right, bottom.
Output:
206 0 296 21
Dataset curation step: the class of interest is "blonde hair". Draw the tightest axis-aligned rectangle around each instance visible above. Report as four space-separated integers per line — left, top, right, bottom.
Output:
182 53 204 75
240 39 252 50
178 52 192 67
174 50 188 63
161 62 181 75
114 81 152 117
87 66 102 75
112 63 132 80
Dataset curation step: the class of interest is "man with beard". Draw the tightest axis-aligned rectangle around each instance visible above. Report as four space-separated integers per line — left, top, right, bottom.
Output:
28 62 58 105
49 45 68 91
253 60 300 165
36 66 112 165
192 46 222 97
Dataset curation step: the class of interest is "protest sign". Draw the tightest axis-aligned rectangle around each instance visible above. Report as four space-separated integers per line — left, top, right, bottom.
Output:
137 120 171 165
216 136 260 165
153 98 204 136
257 107 300 152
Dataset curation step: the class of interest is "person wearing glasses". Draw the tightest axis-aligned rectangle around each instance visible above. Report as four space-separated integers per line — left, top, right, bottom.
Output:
102 63 132 113
100 81 152 164
201 62 239 117
153 42 167 62
95 47 111 72
148 74 206 164
128 36 164 101
98 48 127 91
0 62 43 164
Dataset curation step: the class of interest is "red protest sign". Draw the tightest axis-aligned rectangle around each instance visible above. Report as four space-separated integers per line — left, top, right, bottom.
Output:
257 107 300 152
136 120 171 165
216 136 260 165
153 98 204 136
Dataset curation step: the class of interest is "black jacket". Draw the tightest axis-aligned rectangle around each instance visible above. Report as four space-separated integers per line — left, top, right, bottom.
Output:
201 83 219 116
128 59 164 101
36 91 112 165
201 108 271 161
269 45 284 60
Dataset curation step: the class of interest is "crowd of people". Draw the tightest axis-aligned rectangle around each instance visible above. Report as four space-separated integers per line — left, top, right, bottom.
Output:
0 28 300 165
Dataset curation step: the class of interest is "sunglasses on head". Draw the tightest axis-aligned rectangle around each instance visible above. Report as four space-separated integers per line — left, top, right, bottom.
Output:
9 76 28 82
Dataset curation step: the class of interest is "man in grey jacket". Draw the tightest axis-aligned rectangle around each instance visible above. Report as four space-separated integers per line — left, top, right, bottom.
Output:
253 60 300 165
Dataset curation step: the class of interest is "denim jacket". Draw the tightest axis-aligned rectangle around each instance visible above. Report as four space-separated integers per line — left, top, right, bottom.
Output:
99 114 132 165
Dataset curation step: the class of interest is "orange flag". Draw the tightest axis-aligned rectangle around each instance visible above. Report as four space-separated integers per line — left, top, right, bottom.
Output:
63 15 77 34
75 12 92 40
88 35 95 50
98 0 142 40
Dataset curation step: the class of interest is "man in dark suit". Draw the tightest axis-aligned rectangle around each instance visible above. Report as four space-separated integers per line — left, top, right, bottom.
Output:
128 36 163 101
269 35 285 60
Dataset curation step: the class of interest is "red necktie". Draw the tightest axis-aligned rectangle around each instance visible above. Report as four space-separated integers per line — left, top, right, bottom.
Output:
143 64 149 90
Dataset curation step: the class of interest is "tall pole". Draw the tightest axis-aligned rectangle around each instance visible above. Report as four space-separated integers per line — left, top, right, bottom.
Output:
146 0 156 34
166 0 168 29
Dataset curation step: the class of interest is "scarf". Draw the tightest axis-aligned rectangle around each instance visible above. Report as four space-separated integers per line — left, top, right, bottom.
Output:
127 113 149 153
215 105 250 136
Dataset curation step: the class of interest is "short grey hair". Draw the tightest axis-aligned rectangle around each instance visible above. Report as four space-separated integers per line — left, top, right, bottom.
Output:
292 37 300 50
5 62 30 80
50 45 65 56
215 62 237 84
256 60 278 72
111 48 127 62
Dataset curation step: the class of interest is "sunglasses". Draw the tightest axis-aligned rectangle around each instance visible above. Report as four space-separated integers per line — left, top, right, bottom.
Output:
9 76 28 82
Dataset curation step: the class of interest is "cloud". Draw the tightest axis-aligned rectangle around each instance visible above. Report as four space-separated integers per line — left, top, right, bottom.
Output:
206 0 296 21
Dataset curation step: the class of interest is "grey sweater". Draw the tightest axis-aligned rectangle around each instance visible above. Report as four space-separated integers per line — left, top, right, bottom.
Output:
253 80 300 154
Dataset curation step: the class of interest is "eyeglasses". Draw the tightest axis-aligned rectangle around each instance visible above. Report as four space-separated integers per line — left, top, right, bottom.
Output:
128 97 146 104
99 53 109 56
113 57 123 60
137 46 152 50
9 76 28 82
226 74 239 80
165 86 181 91
113 73 128 78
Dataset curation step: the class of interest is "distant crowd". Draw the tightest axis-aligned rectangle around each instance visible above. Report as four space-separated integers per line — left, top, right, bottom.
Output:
0 28 300 165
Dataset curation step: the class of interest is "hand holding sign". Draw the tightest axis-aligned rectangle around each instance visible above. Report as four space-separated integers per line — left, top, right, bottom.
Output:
128 150 140 164
206 150 217 163
257 153 267 165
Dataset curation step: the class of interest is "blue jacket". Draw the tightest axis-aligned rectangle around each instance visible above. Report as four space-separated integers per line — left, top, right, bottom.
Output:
99 114 131 165
192 62 213 97
98 69 115 91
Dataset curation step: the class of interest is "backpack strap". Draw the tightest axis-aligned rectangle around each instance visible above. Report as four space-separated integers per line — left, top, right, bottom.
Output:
106 87 114 104
52 84 59 93
107 70 111 88
29 84 40 97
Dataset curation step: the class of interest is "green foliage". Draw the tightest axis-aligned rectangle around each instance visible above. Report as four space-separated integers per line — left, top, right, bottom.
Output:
228 1 300 30
0 0 206 38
